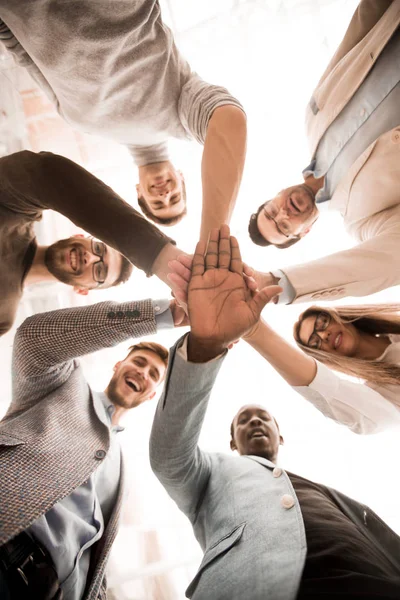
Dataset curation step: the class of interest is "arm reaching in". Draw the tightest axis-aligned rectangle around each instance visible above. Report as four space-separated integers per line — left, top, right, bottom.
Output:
199 106 247 242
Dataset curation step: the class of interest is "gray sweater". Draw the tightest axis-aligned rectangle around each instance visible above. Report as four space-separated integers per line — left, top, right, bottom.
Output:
0 0 243 165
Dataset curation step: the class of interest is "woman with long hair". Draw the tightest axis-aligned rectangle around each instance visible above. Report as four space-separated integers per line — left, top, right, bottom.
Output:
244 303 400 435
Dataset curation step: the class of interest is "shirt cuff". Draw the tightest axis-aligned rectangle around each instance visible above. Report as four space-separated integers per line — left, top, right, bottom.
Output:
271 270 296 304
177 334 226 363
153 299 174 330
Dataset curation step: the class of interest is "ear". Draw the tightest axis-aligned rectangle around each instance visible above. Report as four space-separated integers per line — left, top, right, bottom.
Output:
299 227 312 239
135 183 141 198
113 361 122 373
279 434 284 446
178 170 185 183
148 391 156 401
74 233 85 238
73 286 89 296
230 438 237 452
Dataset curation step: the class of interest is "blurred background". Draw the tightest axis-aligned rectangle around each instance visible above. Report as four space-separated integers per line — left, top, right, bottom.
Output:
1 1 399 598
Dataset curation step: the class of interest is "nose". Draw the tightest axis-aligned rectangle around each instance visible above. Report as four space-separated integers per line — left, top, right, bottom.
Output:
158 189 171 201
319 328 331 343
249 415 262 426
83 250 98 266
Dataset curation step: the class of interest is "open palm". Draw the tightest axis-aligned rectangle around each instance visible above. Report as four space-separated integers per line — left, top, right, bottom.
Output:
188 226 281 348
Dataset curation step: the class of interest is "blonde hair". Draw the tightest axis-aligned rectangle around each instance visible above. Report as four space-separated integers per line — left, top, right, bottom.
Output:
294 304 400 386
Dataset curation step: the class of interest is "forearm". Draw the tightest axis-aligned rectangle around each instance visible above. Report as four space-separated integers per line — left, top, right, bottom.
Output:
244 319 316 386
0 151 173 276
200 106 247 242
13 298 158 376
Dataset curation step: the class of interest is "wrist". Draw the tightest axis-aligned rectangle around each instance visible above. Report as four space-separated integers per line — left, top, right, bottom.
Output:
187 334 226 363
243 320 262 341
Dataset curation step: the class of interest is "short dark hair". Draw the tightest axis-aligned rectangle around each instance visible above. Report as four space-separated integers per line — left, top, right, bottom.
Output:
137 181 187 226
127 341 169 373
248 202 301 249
230 409 280 441
112 255 134 287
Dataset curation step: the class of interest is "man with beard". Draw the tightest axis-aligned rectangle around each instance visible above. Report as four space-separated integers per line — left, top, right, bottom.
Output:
248 0 400 305
0 149 183 336
0 0 246 233
150 225 400 600
0 288 187 599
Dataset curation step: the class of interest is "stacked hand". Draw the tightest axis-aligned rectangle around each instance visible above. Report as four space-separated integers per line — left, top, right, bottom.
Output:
168 225 281 361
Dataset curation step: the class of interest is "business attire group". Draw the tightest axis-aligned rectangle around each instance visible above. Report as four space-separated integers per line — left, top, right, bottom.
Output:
1 1 400 599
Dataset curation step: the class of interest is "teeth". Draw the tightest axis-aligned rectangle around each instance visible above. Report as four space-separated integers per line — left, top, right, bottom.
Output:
70 249 77 270
126 378 139 392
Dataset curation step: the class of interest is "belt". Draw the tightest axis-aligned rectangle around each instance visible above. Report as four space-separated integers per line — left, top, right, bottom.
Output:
0 532 63 600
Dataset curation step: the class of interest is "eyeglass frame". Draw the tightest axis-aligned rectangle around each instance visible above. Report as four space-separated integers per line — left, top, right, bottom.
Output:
90 237 108 285
305 311 332 350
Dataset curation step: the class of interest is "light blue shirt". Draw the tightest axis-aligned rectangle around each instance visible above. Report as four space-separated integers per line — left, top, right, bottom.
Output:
26 301 172 599
303 29 400 203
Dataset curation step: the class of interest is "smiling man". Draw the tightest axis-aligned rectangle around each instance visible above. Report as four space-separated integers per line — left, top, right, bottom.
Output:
0 291 188 599
0 0 246 236
248 0 400 304
149 226 400 599
0 149 185 337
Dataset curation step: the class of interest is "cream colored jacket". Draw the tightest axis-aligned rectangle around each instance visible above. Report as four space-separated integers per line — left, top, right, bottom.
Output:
283 0 400 303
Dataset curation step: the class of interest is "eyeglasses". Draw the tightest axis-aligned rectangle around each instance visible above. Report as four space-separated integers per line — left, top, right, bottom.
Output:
90 238 107 285
263 203 292 238
306 311 331 350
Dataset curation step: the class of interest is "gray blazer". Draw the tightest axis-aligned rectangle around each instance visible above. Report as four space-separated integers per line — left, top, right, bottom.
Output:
150 336 400 600
0 298 158 600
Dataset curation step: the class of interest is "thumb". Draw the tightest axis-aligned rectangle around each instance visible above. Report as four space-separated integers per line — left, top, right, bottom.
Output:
250 285 282 316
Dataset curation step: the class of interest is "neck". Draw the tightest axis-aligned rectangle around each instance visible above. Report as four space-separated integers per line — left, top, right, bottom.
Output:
104 389 127 426
355 330 391 360
24 246 59 286
303 173 325 196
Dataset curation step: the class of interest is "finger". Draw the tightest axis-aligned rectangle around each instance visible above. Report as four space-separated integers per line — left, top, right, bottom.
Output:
244 273 258 292
173 287 188 306
218 225 231 269
205 228 219 270
168 259 191 283
177 254 193 270
192 240 206 276
243 263 254 278
250 286 282 317
230 236 243 275
167 272 189 293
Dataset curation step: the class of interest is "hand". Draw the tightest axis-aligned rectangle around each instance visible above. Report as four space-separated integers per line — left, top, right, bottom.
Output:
187 225 281 361
169 299 190 327
251 269 280 303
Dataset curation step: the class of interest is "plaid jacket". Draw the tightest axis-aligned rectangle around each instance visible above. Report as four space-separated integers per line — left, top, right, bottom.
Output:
0 298 158 599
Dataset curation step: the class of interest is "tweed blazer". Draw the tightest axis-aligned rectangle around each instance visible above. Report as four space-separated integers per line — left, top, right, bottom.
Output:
282 1 400 303
0 298 158 599
150 337 400 599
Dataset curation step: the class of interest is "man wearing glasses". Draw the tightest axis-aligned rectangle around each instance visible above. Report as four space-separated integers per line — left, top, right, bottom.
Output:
247 0 400 305
0 150 181 337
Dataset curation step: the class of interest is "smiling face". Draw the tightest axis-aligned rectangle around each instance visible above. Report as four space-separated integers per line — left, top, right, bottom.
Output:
255 184 319 246
106 349 167 410
230 404 283 463
136 161 186 224
297 310 361 357
44 235 123 293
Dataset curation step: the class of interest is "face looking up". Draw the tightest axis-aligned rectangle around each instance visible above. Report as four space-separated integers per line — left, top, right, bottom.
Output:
230 404 283 463
297 310 361 357
44 235 123 294
136 161 186 224
106 349 167 410
254 184 319 246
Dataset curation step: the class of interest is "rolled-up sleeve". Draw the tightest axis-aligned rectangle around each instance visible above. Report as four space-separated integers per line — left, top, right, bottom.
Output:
178 72 245 144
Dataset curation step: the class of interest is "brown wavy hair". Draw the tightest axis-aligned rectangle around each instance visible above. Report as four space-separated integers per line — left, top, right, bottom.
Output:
293 304 400 386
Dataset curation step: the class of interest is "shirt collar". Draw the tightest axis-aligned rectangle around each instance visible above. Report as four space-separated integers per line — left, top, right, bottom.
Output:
95 391 125 433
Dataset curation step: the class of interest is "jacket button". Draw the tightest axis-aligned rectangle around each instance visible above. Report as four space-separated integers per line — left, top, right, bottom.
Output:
95 450 106 460
273 467 283 478
116 311 124 318
127 310 141 318
107 311 116 319
392 131 400 143
281 494 295 509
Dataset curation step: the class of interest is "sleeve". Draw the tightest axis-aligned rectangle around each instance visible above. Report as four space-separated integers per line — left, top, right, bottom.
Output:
178 72 245 145
293 361 400 434
149 334 226 521
10 298 158 414
271 270 296 305
280 210 400 303
152 298 174 330
0 151 174 276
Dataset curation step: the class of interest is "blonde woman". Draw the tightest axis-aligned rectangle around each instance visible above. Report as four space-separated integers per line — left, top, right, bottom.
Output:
244 304 400 435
